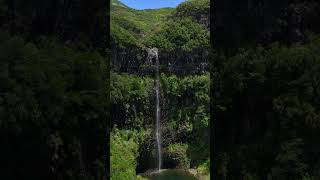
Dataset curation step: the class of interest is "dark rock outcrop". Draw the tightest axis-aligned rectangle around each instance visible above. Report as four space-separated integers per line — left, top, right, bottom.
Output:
111 44 209 75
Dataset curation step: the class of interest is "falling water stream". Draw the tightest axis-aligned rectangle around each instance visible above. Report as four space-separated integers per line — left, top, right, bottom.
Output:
154 48 162 172
146 48 162 172
143 48 200 179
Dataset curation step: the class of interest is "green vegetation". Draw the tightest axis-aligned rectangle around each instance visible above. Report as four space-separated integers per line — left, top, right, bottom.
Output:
110 72 210 178
173 0 210 20
0 0 107 179
3 0 320 179
111 0 209 51
166 143 190 168
161 73 210 166
0 30 108 179
111 0 129 8
110 0 210 179
212 34 320 179
197 159 210 174
110 128 149 180
111 0 174 46
111 72 153 128
144 17 209 51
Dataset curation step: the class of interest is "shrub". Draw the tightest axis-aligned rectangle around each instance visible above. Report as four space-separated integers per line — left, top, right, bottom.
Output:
110 128 148 180
144 17 209 51
166 143 190 168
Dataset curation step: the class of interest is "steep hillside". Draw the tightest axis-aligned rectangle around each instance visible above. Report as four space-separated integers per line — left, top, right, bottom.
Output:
111 0 210 49
111 0 174 46
173 0 210 29
111 0 210 74
111 0 128 8
143 0 210 52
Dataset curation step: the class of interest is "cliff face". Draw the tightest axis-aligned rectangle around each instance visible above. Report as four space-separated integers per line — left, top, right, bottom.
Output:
111 0 210 75
111 44 209 75
213 0 320 50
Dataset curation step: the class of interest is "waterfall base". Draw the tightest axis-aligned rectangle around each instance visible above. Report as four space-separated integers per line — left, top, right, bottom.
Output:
143 169 198 180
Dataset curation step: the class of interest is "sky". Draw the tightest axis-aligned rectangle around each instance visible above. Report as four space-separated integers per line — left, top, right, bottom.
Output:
119 0 186 10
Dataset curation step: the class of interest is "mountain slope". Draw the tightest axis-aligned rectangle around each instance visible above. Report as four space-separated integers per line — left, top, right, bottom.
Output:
111 0 210 48
111 0 128 8
173 0 210 28
143 0 210 51
111 0 174 46
111 0 210 49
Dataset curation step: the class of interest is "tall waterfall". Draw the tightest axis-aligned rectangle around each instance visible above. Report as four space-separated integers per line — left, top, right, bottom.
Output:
154 49 161 172
147 47 161 172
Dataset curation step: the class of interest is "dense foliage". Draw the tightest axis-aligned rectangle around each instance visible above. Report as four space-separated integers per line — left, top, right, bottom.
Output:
144 17 209 51
144 0 210 52
212 34 320 179
160 73 210 166
0 30 108 179
110 128 148 180
111 0 209 51
111 72 153 129
213 0 320 49
110 1 210 179
173 0 210 25
166 143 190 168
110 72 210 177
0 0 109 178
0 0 106 49
111 0 173 47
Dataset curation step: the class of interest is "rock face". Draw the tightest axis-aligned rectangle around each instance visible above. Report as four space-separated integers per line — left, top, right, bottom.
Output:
213 0 320 50
190 11 210 31
146 48 159 66
111 44 209 75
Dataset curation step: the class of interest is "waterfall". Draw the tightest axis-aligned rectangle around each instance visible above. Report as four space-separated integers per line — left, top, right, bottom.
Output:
154 48 161 172
147 47 161 172
147 47 162 172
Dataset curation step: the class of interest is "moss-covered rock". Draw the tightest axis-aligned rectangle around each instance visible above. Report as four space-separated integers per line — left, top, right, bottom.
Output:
164 143 190 169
